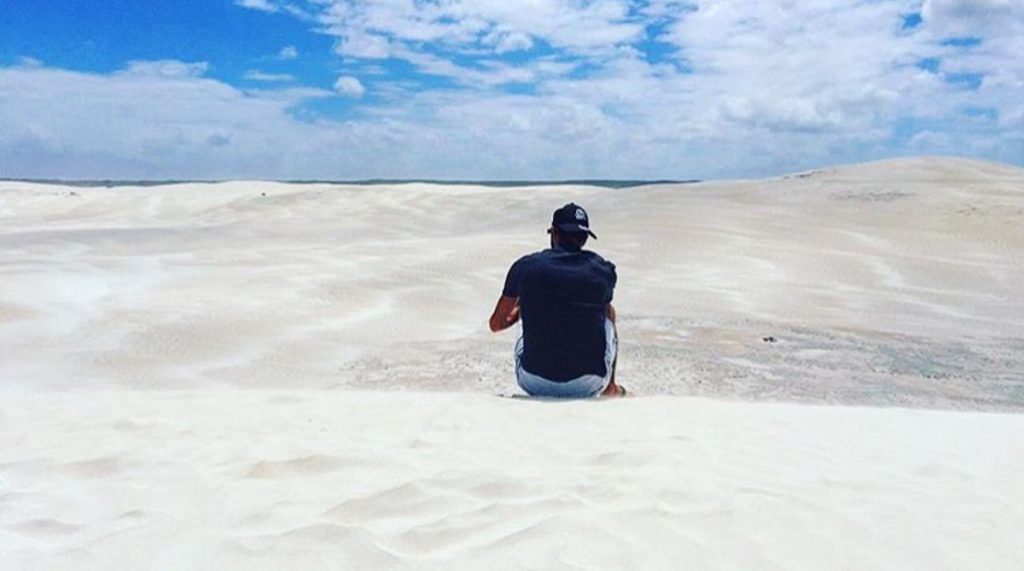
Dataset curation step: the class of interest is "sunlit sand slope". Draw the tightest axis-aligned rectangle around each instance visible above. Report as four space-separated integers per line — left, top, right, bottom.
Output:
2 391 1022 570
2 157 1022 407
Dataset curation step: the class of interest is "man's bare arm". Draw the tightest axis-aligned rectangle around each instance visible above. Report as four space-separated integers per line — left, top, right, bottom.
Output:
489 295 520 332
606 303 616 324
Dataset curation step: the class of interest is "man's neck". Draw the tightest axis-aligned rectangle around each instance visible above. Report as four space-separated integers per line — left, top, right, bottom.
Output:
553 242 583 252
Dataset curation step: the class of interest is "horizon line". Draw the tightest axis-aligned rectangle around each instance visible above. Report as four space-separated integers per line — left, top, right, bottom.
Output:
0 177 702 190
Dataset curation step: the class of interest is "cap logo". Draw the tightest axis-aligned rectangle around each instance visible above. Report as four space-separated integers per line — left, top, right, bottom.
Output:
575 207 586 221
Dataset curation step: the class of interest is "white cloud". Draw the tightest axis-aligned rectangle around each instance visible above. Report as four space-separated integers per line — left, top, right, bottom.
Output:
910 129 955 152
273 1 1021 175
0 62 341 179
120 60 210 78
333 31 391 59
383 47 571 87
278 45 299 60
485 31 534 54
318 0 642 60
333 75 365 96
244 70 296 82
654 2 928 131
922 0 1024 34
3 2 1024 180
16 56 44 68
235 0 277 13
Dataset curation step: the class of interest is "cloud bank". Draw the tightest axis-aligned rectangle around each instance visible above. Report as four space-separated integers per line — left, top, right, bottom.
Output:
2 0 1021 179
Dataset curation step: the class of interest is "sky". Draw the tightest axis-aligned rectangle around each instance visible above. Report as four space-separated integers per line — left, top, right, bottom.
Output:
1 0 1022 180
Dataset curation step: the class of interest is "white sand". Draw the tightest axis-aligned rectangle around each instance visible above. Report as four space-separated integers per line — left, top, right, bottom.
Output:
3 391 1023 570
1 157 1023 568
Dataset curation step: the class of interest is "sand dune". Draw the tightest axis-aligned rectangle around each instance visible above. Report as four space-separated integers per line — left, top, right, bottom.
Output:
3 391 1023 570
1 157 1023 568
2 157 1022 405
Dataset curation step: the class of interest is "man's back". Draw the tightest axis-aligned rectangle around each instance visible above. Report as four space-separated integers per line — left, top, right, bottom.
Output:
503 244 616 381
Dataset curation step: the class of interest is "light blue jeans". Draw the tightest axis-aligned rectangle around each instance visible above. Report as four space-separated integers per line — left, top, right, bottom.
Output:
515 318 617 398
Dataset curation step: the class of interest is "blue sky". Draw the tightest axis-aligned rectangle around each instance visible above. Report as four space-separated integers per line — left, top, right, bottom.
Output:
1 0 1022 180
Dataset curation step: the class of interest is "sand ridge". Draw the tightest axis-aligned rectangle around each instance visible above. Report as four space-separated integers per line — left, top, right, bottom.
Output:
2 157 1022 407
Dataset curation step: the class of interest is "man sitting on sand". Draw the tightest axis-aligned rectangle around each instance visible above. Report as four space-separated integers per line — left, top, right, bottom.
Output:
489 203 625 398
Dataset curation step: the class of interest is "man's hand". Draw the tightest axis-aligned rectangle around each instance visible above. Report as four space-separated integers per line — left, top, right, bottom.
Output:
489 295 520 332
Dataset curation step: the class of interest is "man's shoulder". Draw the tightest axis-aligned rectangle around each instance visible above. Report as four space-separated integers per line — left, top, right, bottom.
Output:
512 250 548 267
513 248 615 274
584 250 616 270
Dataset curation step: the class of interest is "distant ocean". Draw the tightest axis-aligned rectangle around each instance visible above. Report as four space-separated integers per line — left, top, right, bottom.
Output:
3 178 699 189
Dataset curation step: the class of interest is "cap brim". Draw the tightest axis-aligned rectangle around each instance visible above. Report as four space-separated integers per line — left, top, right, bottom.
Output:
555 222 597 239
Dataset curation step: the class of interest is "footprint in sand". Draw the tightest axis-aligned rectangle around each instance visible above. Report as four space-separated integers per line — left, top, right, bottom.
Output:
243 454 342 478
323 481 479 524
6 518 83 538
59 456 128 478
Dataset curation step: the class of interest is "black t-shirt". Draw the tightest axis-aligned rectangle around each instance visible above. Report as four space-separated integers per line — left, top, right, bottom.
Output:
502 245 617 381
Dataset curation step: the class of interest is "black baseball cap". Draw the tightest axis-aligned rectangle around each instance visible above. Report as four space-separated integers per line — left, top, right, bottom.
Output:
549 202 597 239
